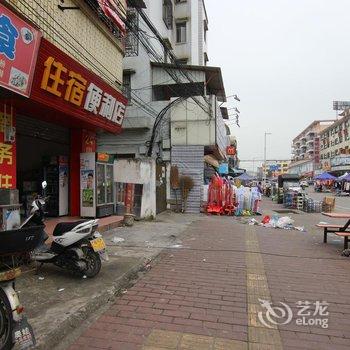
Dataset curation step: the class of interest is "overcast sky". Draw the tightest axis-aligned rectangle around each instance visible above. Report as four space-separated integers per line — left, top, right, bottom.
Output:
206 0 350 170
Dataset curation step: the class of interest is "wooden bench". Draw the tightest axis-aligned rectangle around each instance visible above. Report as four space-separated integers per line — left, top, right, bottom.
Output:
316 223 350 249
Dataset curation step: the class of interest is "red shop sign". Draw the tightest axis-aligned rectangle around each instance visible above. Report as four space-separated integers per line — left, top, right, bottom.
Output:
226 146 236 155
0 4 41 97
31 38 127 133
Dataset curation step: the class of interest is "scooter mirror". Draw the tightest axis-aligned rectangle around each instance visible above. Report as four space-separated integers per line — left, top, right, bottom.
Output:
42 181 47 189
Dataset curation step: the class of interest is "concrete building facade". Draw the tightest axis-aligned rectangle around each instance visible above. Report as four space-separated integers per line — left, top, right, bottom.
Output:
320 111 350 174
6 0 126 88
290 120 335 177
98 0 228 214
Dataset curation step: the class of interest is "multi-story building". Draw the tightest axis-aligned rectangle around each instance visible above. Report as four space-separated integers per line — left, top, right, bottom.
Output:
1 1 127 217
262 161 290 178
173 0 209 65
99 0 228 214
289 120 335 177
320 110 350 174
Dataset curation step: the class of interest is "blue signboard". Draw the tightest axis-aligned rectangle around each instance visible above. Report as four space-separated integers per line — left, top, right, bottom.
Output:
219 163 229 174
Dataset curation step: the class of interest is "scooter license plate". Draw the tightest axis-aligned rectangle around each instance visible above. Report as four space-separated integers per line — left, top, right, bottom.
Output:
91 237 106 252
13 317 36 349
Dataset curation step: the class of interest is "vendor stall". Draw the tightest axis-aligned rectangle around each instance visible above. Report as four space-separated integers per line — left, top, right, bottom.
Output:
314 172 336 192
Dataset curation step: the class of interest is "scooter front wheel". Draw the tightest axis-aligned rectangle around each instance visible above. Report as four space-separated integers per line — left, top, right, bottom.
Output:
0 288 14 350
81 248 101 278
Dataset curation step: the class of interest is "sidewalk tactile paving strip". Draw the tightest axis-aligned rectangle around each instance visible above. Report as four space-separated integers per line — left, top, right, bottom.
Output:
245 226 283 348
142 329 248 350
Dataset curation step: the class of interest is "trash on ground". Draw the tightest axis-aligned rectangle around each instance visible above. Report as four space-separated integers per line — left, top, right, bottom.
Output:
247 214 306 232
170 244 182 248
38 276 45 281
82 275 87 279
57 288 65 292
248 218 259 226
111 237 125 244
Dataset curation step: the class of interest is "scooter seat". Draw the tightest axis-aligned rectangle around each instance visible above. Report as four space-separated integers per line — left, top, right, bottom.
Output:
53 220 88 236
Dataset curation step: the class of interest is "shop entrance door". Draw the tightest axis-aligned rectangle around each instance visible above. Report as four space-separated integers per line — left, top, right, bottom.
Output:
156 163 167 214
16 115 70 217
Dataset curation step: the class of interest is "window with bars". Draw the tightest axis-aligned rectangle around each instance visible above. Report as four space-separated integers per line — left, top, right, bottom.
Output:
123 73 132 102
84 0 123 40
163 0 173 29
176 22 187 43
125 9 139 56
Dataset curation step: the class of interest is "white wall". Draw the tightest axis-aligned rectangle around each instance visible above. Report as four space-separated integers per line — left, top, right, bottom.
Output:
170 95 227 153
170 97 215 146
114 159 156 218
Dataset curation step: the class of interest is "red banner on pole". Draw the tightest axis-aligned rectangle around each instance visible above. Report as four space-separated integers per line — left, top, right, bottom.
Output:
0 4 41 97
0 103 16 189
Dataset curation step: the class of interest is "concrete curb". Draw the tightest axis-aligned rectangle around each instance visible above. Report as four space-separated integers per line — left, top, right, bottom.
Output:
35 254 161 350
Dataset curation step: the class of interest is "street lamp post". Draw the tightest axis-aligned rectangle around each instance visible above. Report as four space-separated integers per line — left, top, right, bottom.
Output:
263 132 272 188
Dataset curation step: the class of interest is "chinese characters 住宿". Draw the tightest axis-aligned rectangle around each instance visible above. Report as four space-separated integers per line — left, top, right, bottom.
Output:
41 56 126 126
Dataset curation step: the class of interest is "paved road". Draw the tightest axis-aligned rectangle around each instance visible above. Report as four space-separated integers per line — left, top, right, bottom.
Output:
304 187 350 211
62 200 350 350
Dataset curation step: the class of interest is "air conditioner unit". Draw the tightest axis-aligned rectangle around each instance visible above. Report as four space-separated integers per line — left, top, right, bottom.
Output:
4 126 16 143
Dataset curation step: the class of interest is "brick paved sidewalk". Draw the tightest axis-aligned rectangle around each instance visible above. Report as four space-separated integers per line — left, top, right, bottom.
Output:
67 207 350 350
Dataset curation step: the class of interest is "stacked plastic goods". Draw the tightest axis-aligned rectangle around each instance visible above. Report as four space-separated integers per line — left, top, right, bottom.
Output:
283 192 294 208
297 193 305 211
206 175 237 215
303 198 323 213
207 174 224 214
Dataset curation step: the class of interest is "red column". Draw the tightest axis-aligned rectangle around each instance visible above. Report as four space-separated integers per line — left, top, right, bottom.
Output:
70 129 82 216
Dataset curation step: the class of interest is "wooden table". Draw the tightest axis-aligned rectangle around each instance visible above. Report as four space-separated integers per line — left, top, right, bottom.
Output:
320 212 350 249
322 212 350 219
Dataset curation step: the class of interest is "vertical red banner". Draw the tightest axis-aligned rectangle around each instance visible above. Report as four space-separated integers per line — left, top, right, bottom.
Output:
0 103 16 189
124 183 135 214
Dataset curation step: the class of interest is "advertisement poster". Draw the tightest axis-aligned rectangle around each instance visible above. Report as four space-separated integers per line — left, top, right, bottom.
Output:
81 170 94 207
0 4 41 97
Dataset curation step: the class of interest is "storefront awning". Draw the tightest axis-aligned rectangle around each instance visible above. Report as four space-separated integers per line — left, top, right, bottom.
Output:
204 155 219 168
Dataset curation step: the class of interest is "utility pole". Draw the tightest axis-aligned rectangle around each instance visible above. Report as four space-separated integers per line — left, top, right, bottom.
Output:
263 132 272 188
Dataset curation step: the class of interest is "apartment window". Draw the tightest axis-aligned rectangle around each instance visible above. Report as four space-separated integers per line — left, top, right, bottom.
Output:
176 22 187 43
163 0 173 29
123 73 132 102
